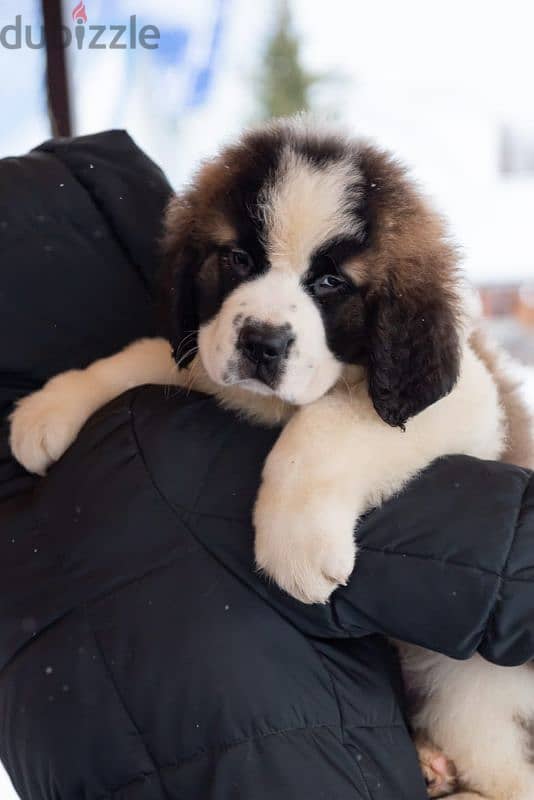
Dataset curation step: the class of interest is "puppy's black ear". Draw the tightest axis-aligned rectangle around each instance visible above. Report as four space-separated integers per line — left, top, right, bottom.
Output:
367 280 460 428
159 197 200 368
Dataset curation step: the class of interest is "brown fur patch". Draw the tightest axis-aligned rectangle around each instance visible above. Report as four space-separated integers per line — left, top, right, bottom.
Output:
470 327 534 468
208 216 238 246
343 255 368 285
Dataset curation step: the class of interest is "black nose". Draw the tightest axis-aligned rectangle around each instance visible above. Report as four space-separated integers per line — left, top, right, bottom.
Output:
238 323 295 383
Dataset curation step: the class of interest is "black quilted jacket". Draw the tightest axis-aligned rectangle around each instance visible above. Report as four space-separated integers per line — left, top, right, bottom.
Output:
0 131 533 800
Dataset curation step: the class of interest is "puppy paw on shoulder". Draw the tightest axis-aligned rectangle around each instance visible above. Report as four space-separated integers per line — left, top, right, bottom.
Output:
254 486 357 605
10 370 94 475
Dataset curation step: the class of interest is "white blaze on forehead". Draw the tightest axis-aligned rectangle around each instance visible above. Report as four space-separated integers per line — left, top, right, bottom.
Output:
260 149 364 275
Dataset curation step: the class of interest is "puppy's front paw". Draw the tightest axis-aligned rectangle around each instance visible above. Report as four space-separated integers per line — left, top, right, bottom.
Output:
10 370 93 475
254 487 357 604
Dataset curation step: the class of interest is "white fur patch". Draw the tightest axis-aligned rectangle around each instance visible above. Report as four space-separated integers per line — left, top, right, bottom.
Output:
401 647 534 799
259 149 365 275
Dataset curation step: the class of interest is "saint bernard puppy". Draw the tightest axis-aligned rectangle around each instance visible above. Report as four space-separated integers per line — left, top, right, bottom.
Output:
10 117 534 799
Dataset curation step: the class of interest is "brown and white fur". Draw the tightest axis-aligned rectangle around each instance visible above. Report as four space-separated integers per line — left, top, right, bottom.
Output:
10 117 534 799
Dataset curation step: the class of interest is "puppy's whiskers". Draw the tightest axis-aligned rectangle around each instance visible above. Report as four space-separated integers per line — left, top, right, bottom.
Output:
175 346 198 370
174 331 197 360
340 374 354 404
162 332 198 399
184 358 201 396
164 356 187 400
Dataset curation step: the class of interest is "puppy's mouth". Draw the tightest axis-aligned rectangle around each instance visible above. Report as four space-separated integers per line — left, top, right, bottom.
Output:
220 354 284 397
223 375 277 396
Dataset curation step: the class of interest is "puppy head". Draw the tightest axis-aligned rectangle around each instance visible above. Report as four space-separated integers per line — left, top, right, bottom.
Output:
163 117 460 425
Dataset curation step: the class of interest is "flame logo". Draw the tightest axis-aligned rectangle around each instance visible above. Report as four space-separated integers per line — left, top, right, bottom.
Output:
72 1 87 23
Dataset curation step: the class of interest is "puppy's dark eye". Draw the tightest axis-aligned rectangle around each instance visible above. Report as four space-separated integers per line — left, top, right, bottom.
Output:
311 274 349 297
222 248 254 278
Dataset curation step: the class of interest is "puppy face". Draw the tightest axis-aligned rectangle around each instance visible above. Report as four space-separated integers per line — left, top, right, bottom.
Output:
164 118 460 426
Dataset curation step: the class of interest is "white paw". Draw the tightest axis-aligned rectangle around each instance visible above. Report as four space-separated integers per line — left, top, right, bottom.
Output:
10 370 93 475
254 487 357 604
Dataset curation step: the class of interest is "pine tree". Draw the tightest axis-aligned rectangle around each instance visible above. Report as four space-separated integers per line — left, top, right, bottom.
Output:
258 0 315 119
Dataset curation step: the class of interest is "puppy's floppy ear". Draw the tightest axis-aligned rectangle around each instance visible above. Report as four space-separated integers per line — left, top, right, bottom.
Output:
367 278 460 429
159 196 200 368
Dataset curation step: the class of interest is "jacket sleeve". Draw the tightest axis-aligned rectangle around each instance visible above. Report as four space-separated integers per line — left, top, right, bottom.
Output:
130 390 534 668
249 454 534 666
332 455 534 666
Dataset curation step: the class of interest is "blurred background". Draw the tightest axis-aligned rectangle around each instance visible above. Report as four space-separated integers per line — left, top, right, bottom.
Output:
1 0 533 371
0 0 532 793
